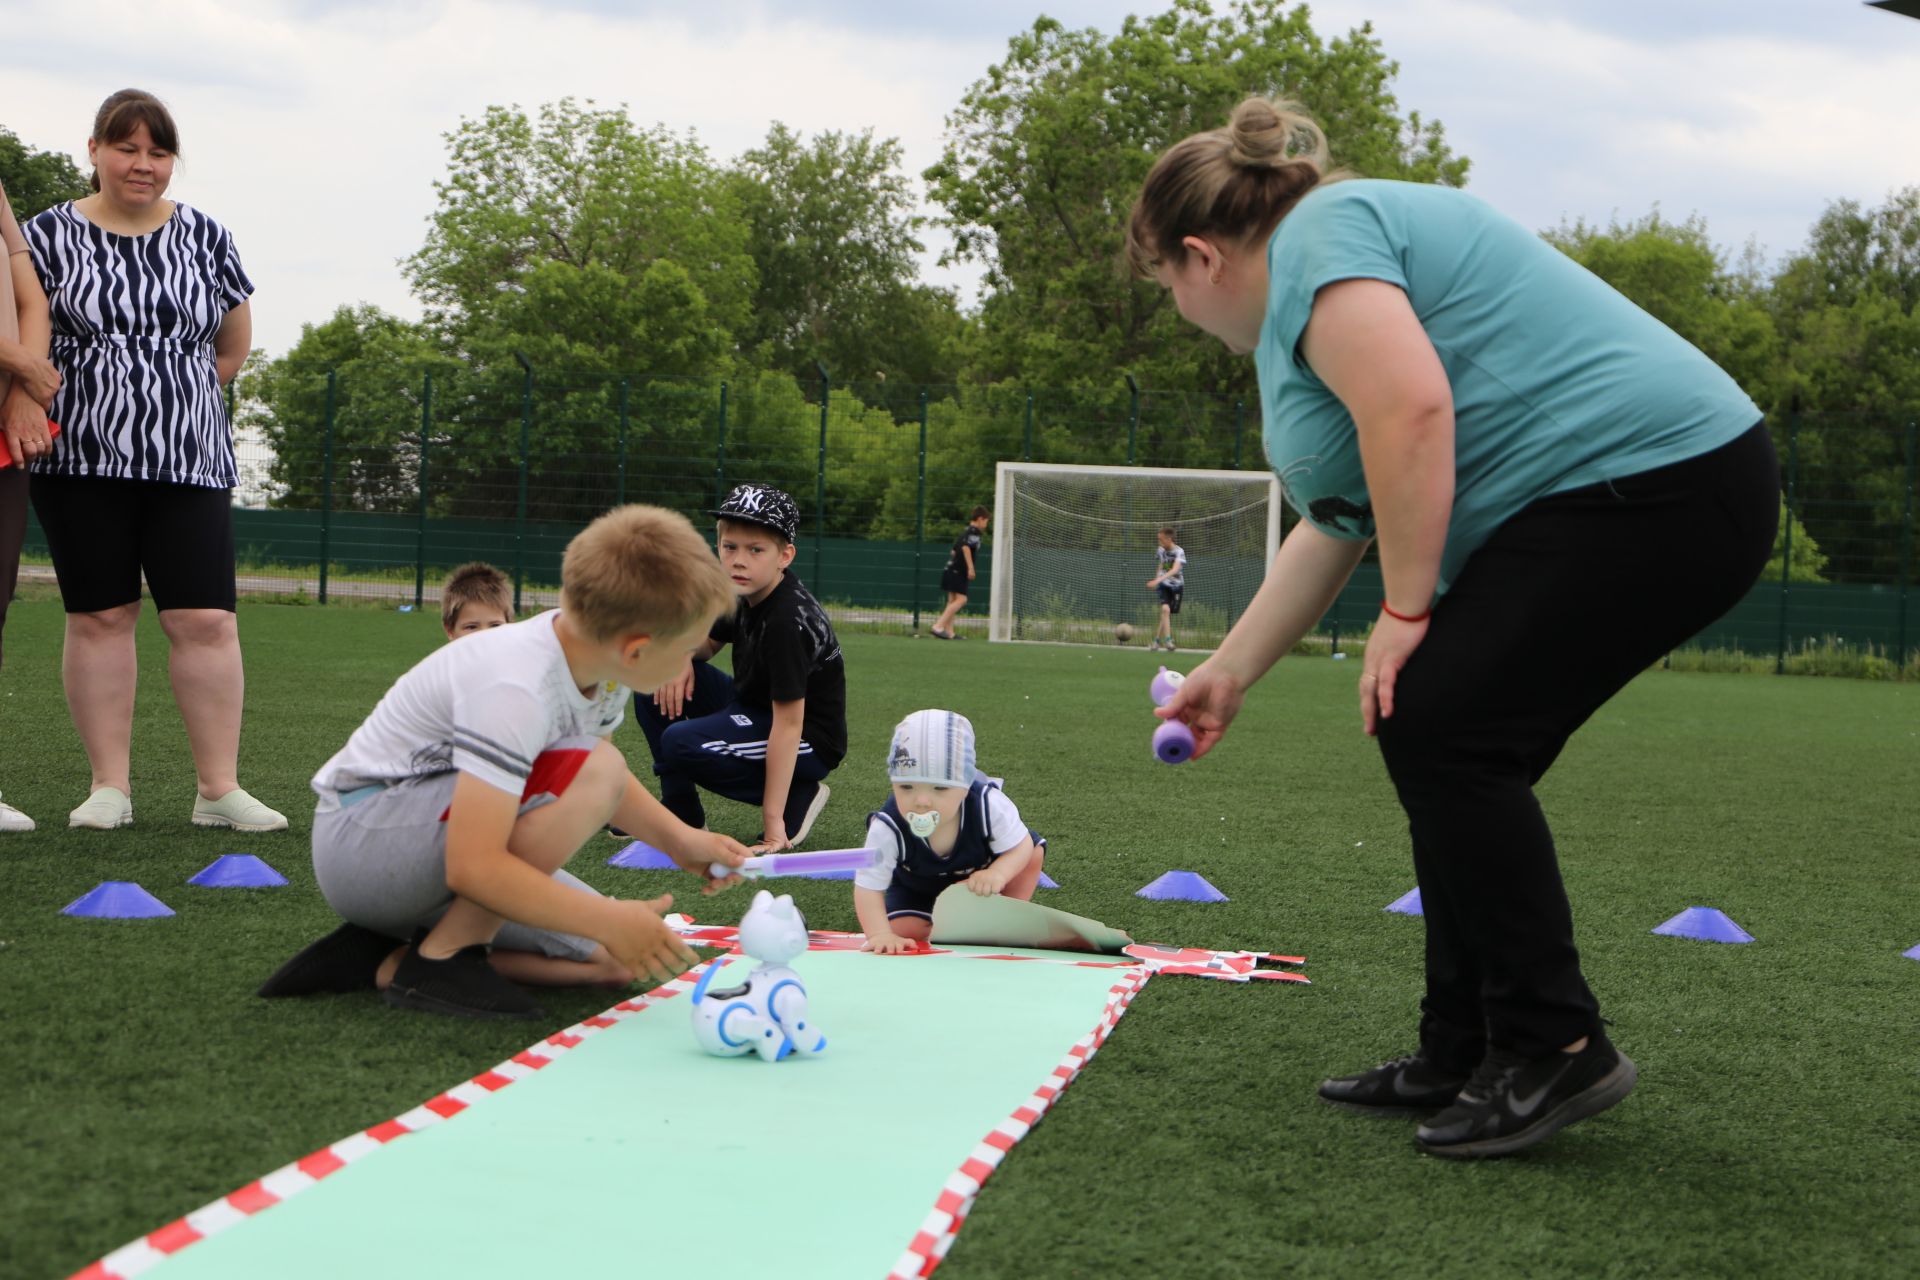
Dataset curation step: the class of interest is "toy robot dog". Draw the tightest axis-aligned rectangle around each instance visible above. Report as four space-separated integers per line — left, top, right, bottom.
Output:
690 889 828 1062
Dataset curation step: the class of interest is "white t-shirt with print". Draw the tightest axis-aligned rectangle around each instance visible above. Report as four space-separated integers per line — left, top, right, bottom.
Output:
311 611 628 811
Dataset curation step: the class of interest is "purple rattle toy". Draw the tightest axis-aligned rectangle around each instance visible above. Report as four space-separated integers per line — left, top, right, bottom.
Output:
1149 666 1195 764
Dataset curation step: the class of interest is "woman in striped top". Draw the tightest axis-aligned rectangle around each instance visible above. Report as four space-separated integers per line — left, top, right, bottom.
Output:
24 89 285 833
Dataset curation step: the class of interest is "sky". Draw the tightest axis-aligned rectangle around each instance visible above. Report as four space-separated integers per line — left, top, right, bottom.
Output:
4 0 1917 358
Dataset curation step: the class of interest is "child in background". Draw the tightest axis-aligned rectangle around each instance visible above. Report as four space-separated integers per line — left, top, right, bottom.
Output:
262 505 751 1020
1146 526 1187 652
441 561 512 639
854 709 1045 954
929 505 990 640
635 483 846 850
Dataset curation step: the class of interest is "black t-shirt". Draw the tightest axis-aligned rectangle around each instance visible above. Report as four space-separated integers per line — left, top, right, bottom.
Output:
709 573 848 766
945 524 983 573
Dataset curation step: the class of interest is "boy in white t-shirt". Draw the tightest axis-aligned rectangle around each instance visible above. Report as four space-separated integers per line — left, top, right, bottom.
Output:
261 505 751 1020
854 709 1047 954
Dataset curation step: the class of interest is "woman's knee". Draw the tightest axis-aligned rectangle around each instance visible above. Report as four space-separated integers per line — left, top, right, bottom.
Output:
158 607 237 648
68 602 141 639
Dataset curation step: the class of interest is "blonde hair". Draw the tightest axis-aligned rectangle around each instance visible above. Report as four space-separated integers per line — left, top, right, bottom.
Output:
560 505 736 642
440 561 512 631
1126 97 1342 277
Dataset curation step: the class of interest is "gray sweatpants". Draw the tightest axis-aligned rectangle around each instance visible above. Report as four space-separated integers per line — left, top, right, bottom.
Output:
312 767 599 962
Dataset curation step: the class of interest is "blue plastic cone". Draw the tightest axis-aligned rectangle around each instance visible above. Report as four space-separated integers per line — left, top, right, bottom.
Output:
608 840 677 869
1037 871 1060 890
1385 887 1423 916
1902 943 1920 962
1652 906 1754 944
188 854 288 888
63 881 174 919
1136 870 1228 902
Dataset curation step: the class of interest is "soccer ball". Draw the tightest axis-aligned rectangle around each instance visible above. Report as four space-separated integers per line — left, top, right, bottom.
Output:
1115 622 1134 643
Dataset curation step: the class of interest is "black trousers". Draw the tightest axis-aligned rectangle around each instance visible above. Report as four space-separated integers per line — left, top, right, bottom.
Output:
631 661 834 836
1374 424 1779 1063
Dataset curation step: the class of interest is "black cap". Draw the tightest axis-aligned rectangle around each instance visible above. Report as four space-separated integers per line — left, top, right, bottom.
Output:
710 482 800 543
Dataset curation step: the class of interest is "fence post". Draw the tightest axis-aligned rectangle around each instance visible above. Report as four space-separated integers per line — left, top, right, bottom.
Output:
1023 392 1034 462
915 387 929 631
1232 399 1246 470
615 378 630 508
813 361 829 592
413 370 432 610
1776 412 1798 675
318 369 336 606
513 352 533 616
1898 419 1917 673
1125 374 1140 465
714 380 729 509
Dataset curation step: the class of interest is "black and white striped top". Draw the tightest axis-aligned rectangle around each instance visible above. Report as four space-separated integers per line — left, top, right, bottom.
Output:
24 201 253 489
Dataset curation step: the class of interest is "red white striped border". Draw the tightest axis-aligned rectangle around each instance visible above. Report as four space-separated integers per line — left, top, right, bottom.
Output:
69 967 707 1280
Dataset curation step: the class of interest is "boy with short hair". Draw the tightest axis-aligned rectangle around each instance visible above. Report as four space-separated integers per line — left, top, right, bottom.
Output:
634 482 846 851
262 505 750 1020
855 709 1045 954
441 561 512 639
1146 526 1186 652
930 505 990 640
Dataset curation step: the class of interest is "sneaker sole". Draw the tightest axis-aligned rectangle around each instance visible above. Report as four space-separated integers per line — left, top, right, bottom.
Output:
382 984 546 1021
1318 1092 1457 1117
192 815 289 832
1418 1052 1638 1159
70 815 133 830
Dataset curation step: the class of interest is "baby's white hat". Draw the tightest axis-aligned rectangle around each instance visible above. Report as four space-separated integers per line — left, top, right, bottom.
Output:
887 709 976 789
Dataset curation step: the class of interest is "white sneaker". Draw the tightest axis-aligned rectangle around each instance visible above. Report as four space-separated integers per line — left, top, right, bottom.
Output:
0 793 34 833
789 782 831 849
192 787 289 832
70 787 133 830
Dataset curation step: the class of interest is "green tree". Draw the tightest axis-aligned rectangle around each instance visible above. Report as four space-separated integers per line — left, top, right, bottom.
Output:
238 305 458 512
926 0 1467 408
732 124 962 386
0 127 88 221
1542 210 1780 407
1768 190 1920 582
405 99 753 377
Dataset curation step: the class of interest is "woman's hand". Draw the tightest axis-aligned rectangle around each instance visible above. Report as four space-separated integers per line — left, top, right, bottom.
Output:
1153 657 1248 760
1360 610 1429 736
13 355 61 407
1 390 53 466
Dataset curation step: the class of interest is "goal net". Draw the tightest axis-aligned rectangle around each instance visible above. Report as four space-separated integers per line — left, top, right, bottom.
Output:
989 462 1283 649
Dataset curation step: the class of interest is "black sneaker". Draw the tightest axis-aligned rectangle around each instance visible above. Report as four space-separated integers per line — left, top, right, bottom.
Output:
258 923 399 997
382 943 548 1021
1415 1035 1637 1159
1318 1050 1471 1114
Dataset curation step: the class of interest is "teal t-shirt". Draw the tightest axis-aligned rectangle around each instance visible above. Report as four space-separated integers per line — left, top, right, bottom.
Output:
1254 179 1760 594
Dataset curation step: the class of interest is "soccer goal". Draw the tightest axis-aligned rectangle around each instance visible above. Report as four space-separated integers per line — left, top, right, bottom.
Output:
989 461 1283 649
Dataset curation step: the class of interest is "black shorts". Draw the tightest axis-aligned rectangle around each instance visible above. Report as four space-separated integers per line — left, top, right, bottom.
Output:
1157 584 1183 614
941 567 970 596
30 474 237 613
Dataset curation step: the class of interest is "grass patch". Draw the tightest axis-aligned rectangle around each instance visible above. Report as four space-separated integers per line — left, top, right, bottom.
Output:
0 601 1914 1277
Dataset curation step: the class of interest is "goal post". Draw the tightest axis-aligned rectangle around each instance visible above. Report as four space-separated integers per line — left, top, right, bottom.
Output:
989 461 1283 649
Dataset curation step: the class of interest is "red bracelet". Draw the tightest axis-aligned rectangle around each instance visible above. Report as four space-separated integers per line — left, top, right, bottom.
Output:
1380 600 1431 623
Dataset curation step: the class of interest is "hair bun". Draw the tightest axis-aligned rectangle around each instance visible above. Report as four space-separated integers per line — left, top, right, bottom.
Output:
1225 97 1326 173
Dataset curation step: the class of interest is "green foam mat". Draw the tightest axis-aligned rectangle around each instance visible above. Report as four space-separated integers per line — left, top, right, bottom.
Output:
119 949 1139 1279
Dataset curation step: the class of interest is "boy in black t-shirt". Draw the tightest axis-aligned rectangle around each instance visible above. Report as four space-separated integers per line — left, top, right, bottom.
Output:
930 505 990 640
633 484 847 848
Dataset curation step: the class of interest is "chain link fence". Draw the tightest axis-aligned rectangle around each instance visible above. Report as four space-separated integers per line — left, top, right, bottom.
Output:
18 365 1918 676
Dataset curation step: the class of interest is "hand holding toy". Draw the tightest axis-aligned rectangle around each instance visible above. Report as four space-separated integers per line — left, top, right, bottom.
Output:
1150 666 1195 764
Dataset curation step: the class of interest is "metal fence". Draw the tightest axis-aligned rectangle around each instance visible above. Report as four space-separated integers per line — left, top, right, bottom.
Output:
18 364 1918 674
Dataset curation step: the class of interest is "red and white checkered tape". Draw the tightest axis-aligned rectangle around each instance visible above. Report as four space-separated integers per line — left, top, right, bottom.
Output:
68 965 711 1280
886 964 1155 1280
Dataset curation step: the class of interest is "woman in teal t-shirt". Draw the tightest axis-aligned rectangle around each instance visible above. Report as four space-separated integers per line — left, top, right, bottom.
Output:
1130 99 1777 1159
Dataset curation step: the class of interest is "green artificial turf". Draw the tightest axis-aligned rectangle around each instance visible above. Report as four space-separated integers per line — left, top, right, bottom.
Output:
0 597 1915 1279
